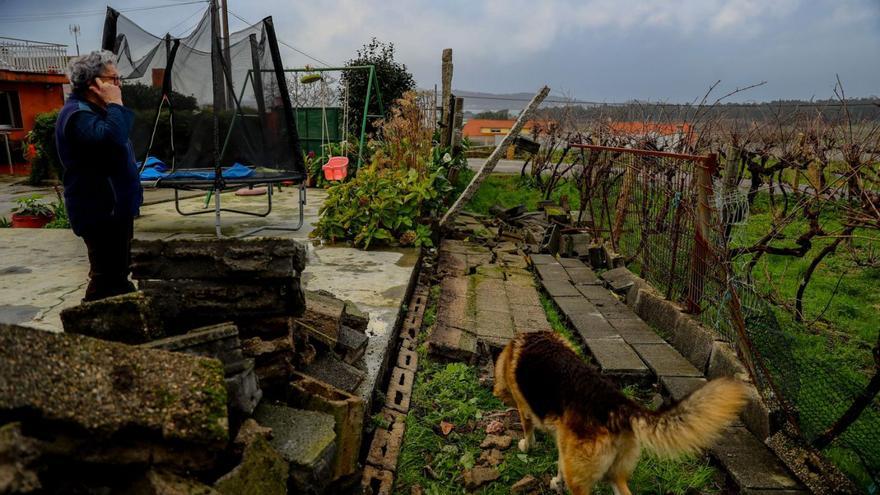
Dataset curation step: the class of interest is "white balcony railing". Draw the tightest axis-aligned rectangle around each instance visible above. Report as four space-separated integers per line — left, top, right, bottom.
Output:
0 37 69 74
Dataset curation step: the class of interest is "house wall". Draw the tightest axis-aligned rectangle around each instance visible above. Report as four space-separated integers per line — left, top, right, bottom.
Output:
0 71 67 167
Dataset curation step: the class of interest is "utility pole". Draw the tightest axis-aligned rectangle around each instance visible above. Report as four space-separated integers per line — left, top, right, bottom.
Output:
69 24 81 56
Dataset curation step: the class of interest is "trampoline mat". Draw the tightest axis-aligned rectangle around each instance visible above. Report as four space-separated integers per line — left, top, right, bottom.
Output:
143 168 305 189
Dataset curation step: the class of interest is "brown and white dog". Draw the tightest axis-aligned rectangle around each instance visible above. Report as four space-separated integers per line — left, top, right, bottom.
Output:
493 331 749 495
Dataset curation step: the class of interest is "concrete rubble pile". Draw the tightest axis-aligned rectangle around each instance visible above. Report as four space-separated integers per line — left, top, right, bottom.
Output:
1 237 373 494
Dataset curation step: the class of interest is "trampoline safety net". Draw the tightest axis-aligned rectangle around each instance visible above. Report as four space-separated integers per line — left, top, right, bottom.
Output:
102 4 305 177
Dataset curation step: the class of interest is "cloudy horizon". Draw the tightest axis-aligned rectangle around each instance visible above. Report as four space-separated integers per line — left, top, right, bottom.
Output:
2 0 878 103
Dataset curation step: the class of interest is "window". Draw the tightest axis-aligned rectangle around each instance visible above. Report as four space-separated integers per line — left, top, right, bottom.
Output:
0 90 23 128
489 128 502 133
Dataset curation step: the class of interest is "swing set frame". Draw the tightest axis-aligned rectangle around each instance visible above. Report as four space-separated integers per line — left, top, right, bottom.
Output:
277 65 384 169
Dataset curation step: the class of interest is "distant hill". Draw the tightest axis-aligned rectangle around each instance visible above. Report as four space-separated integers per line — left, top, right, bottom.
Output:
447 89 582 115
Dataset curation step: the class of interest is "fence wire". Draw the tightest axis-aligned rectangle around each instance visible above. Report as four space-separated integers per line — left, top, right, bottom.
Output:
573 144 879 490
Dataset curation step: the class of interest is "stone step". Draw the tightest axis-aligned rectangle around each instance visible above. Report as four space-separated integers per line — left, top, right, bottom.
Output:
583 338 649 378
631 342 703 378
608 319 666 345
709 426 805 493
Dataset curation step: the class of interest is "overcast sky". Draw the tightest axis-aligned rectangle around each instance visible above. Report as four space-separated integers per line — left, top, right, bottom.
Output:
2 0 879 102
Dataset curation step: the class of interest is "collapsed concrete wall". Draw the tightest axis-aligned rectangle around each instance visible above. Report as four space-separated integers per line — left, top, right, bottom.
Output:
2 237 375 494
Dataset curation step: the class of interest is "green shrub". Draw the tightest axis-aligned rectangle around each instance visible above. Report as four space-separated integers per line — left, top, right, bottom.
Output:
26 111 62 185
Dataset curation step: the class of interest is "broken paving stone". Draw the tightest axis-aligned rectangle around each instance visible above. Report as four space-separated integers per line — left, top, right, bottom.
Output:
129 469 220 495
287 371 365 480
478 448 504 467
294 290 346 347
233 418 273 453
131 237 307 281
0 323 228 449
427 324 478 363
302 352 365 394
342 300 370 333
253 403 336 493
60 291 164 344
214 436 288 495
337 324 369 365
142 322 244 371
511 474 539 493
480 434 512 450
463 466 501 491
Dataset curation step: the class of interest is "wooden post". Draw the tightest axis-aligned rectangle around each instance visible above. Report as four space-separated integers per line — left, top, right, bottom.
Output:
611 159 635 250
440 86 550 228
440 49 453 146
451 96 464 155
686 154 716 313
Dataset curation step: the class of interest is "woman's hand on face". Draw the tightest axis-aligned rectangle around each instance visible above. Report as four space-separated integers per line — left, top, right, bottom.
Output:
90 78 123 106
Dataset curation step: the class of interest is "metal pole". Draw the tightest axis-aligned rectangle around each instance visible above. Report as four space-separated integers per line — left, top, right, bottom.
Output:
357 65 374 169
2 133 12 174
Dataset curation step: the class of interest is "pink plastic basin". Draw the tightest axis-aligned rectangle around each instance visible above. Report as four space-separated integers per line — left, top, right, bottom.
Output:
322 156 349 181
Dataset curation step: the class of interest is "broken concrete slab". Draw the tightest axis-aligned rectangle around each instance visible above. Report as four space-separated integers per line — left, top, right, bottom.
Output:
295 290 346 348
608 319 666 344
140 278 305 326
131 237 307 280
341 300 369 333
593 299 636 319
142 322 243 369
0 322 228 457
709 426 804 492
337 325 369 364
631 343 703 378
253 403 336 494
475 309 515 347
302 352 365 394
60 292 164 344
0 422 41 494
599 267 639 293
214 436 288 495
130 469 221 495
584 338 649 377
553 296 596 317
427 324 478 363
505 284 542 307
288 371 365 480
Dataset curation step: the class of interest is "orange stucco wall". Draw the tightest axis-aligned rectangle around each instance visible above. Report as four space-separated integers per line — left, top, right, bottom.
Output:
0 76 67 141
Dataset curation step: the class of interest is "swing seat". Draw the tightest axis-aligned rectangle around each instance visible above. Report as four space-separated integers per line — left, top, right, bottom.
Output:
322 156 349 181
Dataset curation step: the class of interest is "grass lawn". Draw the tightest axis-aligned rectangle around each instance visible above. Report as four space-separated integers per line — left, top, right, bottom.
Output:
464 174 581 216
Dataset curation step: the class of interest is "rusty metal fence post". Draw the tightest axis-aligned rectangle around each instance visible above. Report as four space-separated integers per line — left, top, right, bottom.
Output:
686 153 716 313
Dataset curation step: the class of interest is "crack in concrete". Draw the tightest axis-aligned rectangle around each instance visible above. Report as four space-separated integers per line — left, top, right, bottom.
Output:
33 281 87 323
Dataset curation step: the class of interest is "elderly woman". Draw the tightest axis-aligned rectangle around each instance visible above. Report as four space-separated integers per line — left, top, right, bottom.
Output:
55 50 142 302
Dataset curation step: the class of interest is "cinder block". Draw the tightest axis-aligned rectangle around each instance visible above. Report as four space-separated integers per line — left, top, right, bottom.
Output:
385 367 415 413
366 420 406 472
671 315 719 373
361 465 394 495
397 347 419 372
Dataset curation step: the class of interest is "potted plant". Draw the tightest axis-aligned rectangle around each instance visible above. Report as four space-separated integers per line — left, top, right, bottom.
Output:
11 194 55 228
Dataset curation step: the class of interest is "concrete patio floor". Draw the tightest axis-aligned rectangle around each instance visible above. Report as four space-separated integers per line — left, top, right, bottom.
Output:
0 183 418 406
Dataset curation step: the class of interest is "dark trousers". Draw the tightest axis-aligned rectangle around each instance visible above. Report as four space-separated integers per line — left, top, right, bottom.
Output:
81 216 137 302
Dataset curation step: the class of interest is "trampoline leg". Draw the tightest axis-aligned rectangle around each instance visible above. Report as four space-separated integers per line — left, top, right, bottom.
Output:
214 187 222 237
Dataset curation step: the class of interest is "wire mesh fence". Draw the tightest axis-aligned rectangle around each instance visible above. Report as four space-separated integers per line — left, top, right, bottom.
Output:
572 143 879 489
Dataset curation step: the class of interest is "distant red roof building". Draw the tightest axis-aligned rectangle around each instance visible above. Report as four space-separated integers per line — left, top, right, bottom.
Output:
462 119 536 146
608 122 694 147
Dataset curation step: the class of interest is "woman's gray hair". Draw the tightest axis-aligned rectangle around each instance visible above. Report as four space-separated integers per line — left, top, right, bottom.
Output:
67 50 117 94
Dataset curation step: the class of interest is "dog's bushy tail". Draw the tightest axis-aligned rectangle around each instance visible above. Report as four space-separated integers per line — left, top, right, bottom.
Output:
631 378 750 458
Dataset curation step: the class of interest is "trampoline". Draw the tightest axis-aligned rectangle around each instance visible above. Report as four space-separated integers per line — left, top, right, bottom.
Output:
102 1 307 236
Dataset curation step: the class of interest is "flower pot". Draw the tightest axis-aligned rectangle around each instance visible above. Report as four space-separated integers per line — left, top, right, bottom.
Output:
12 213 53 228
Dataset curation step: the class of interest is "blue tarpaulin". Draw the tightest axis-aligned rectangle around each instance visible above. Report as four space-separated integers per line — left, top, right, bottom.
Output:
140 161 254 180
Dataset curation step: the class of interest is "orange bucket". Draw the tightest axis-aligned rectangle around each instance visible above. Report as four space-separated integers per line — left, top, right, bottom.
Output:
322 156 349 181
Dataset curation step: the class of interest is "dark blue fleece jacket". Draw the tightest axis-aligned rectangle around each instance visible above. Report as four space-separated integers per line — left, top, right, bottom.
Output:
55 94 143 236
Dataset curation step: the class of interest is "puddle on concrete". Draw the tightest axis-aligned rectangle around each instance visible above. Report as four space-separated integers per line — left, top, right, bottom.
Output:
0 305 40 324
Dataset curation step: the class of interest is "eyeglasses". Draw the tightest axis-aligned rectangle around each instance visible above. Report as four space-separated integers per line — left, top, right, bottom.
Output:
97 75 122 86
